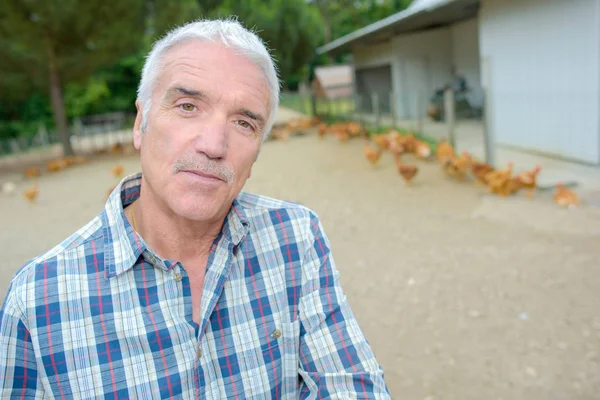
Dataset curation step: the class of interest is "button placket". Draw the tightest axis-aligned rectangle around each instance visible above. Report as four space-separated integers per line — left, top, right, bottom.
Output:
174 272 183 282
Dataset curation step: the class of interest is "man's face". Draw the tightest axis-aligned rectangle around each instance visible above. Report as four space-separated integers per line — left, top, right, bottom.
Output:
133 40 270 223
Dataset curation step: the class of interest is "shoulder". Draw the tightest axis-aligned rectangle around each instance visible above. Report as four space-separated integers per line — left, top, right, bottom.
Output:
236 191 328 245
4 216 104 313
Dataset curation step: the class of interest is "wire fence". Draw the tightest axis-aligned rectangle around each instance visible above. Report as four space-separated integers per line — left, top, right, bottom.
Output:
0 112 135 158
280 87 492 162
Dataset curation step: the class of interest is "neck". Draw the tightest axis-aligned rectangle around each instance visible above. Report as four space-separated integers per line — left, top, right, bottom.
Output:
129 185 226 263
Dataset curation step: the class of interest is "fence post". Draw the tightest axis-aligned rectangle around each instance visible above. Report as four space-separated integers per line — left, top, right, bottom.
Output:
390 91 397 129
481 56 496 166
372 92 380 131
38 123 49 146
444 88 456 148
416 91 423 134
9 138 20 154
482 88 495 166
331 97 336 119
353 93 361 126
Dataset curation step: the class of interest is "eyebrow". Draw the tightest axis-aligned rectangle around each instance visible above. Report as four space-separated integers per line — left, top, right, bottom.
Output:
238 108 265 129
164 86 208 101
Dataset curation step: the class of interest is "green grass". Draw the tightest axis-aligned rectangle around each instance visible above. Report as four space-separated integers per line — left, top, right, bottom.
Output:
279 93 354 117
279 93 312 115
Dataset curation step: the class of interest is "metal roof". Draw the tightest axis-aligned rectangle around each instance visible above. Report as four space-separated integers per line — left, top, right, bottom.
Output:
316 0 480 55
312 64 354 99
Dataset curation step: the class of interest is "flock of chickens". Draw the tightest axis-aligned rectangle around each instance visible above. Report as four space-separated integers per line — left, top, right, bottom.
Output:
2 121 582 209
1 143 131 203
278 117 582 208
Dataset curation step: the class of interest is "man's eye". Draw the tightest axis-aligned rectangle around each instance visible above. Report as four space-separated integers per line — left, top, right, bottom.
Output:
237 120 253 129
180 103 195 112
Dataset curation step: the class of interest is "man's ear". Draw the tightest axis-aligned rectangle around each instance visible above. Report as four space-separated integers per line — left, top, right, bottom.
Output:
133 101 144 150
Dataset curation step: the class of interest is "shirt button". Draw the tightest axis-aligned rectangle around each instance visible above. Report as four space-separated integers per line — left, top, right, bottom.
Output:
272 329 282 339
174 272 182 282
197 348 203 359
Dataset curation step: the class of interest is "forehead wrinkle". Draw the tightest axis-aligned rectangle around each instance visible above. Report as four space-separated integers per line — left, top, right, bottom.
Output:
159 51 270 120
231 78 270 116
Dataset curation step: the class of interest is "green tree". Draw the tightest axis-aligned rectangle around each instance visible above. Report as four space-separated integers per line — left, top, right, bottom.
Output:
213 0 324 89
0 0 145 155
311 0 413 48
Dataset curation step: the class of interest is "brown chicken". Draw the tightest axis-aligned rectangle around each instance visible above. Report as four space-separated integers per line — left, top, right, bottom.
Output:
326 123 346 140
393 152 418 185
270 127 290 142
514 165 542 198
24 167 41 178
47 159 69 172
23 184 39 203
335 130 350 143
444 152 472 181
64 155 88 167
364 142 382 166
281 128 292 142
371 134 390 150
414 140 431 160
471 160 495 186
317 123 328 139
401 132 417 153
435 137 456 165
299 118 314 129
292 119 304 130
110 143 124 154
485 162 514 196
346 122 363 137
553 184 580 208
499 176 523 197
387 132 406 155
330 124 350 143
111 164 125 178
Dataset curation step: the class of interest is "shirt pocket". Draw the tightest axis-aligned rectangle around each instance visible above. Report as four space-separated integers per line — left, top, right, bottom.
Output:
279 319 300 399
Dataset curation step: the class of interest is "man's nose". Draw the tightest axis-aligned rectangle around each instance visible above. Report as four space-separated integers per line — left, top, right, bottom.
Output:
193 114 228 159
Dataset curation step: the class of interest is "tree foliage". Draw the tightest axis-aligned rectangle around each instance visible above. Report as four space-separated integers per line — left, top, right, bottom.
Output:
0 0 146 154
0 0 413 144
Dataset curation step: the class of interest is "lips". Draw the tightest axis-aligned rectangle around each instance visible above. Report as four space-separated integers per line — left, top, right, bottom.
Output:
180 169 223 182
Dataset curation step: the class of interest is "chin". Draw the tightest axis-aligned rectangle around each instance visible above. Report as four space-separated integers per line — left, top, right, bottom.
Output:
170 193 227 222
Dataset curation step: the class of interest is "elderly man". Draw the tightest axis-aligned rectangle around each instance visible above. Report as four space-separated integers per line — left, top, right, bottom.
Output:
0 19 390 398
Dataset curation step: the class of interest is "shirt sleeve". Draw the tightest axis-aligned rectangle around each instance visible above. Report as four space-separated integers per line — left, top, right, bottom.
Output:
0 289 44 399
297 213 391 399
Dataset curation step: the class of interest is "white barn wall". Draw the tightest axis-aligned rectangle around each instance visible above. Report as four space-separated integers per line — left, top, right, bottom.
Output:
353 41 394 69
480 0 600 164
350 24 482 120
391 27 453 118
352 41 398 113
451 17 483 108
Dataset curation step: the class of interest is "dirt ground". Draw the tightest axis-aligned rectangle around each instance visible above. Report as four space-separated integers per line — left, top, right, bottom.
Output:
1 127 599 399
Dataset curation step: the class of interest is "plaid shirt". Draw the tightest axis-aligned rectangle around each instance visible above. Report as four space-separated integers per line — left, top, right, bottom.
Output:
0 173 389 399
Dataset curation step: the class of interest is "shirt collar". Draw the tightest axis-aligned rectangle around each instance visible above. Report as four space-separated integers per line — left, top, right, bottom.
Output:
101 172 249 279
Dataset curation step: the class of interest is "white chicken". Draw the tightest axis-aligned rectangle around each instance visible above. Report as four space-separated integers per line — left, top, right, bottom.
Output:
2 181 16 196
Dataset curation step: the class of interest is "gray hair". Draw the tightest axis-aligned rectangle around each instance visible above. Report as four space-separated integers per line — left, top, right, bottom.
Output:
136 18 280 142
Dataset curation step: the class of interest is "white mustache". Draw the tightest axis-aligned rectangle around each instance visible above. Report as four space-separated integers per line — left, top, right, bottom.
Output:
173 156 235 185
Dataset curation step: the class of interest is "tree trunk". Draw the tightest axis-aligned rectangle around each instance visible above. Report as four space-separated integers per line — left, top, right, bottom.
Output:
47 45 74 156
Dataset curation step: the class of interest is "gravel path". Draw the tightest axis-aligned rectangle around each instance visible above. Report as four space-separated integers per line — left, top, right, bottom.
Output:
1 121 599 399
